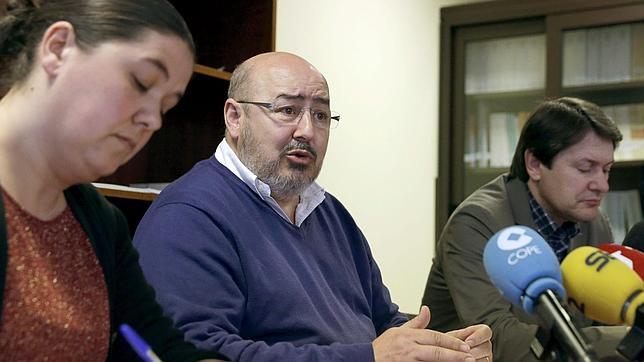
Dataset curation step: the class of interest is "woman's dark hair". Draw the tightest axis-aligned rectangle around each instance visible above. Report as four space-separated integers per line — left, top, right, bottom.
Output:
0 0 195 93
509 97 623 182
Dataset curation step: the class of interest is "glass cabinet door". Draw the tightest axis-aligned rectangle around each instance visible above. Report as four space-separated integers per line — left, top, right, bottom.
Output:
437 1 644 239
561 21 644 163
452 20 546 202
563 23 644 87
549 4 644 242
463 34 546 196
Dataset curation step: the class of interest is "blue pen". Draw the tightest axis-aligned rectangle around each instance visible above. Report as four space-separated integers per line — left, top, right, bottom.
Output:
119 323 163 362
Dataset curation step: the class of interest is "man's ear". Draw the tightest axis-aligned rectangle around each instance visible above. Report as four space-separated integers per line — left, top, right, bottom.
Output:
39 21 76 78
524 149 542 181
224 98 244 139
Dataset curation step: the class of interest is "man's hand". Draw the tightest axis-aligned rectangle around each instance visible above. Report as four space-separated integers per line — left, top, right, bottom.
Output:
372 306 480 361
447 324 493 361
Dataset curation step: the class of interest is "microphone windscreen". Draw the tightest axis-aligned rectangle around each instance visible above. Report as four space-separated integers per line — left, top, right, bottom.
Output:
598 243 644 280
561 246 644 326
483 225 565 313
623 220 644 252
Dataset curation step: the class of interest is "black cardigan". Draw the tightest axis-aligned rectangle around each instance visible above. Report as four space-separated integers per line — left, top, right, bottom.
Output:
0 183 225 361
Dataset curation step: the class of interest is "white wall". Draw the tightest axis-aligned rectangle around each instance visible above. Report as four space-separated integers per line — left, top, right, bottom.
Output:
275 0 487 313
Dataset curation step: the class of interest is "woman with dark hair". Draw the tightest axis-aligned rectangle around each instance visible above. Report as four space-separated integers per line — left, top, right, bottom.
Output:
0 1 225 360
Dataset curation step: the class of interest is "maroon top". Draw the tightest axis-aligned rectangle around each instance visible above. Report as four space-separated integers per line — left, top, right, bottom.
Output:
0 190 110 361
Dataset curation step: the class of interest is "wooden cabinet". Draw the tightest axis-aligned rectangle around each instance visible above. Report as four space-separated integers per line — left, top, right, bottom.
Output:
437 0 644 240
0 2 274 232
101 1 275 185
97 1 275 232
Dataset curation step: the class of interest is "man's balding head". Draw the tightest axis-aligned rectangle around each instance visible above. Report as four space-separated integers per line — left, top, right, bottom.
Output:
228 52 327 101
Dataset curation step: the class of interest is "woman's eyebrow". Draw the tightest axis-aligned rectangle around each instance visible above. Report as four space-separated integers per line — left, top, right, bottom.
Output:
142 57 169 80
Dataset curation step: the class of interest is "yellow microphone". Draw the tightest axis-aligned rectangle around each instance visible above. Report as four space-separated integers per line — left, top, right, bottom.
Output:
560 246 644 326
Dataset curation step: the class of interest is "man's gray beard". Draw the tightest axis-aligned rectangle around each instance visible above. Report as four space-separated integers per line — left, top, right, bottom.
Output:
238 126 321 200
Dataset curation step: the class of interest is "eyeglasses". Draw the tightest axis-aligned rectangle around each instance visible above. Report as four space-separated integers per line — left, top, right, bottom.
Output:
237 100 340 129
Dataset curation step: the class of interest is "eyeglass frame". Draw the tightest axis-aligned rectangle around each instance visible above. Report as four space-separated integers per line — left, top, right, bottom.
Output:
236 100 340 129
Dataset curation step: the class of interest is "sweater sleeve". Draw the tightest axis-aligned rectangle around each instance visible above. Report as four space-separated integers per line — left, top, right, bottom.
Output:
363 238 409 334
133 202 376 362
69 185 224 361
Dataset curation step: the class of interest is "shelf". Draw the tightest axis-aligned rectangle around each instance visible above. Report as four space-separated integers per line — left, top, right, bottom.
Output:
194 64 231 81
562 80 644 105
562 80 644 94
466 160 644 172
465 167 510 175
607 165 644 191
93 183 159 201
613 159 644 168
465 88 544 100
462 163 644 196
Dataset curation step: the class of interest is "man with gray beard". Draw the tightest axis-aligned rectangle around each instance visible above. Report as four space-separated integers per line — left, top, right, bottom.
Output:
133 52 492 362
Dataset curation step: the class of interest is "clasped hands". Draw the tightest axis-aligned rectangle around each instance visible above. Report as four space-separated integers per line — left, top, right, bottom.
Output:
373 306 492 362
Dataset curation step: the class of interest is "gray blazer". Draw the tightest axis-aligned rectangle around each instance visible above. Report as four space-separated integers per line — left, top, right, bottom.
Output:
423 174 624 361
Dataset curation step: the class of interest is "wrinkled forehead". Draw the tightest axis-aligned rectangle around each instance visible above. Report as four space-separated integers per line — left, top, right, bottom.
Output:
250 60 330 102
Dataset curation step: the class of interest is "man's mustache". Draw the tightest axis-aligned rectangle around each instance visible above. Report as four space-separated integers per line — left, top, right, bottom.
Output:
281 141 317 159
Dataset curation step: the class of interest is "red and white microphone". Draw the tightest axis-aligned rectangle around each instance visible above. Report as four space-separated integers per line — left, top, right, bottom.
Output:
598 243 644 281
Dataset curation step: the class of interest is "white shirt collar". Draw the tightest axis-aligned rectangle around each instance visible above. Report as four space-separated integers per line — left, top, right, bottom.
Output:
214 139 326 226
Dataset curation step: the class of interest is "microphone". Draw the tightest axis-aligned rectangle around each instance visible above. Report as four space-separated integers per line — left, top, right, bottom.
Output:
598 243 644 280
623 221 644 253
618 307 644 362
483 225 599 362
560 246 644 361
561 246 644 326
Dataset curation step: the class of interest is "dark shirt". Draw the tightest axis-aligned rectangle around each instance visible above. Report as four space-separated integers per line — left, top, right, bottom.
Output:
0 184 226 362
527 190 581 262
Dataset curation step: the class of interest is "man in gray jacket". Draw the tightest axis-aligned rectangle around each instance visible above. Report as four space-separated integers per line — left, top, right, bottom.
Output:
423 97 627 361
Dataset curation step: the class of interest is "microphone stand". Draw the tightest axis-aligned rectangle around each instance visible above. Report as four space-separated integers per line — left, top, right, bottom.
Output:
531 323 561 361
530 290 599 361
617 304 644 361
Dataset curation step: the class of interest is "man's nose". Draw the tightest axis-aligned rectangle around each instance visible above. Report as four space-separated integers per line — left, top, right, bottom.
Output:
590 171 610 193
292 109 315 140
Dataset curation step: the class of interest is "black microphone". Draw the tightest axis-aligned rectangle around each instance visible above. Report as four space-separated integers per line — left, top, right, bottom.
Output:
624 221 644 253
617 305 644 361
483 225 599 362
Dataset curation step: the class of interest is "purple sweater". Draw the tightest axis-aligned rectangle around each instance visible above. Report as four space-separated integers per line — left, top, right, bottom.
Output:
133 156 407 361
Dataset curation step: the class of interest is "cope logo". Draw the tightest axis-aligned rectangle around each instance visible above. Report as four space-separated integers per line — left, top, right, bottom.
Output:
496 226 533 250
495 226 543 265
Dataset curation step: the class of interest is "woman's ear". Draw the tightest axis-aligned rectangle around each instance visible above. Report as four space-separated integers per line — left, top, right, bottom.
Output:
524 149 542 182
224 98 245 139
39 21 76 77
